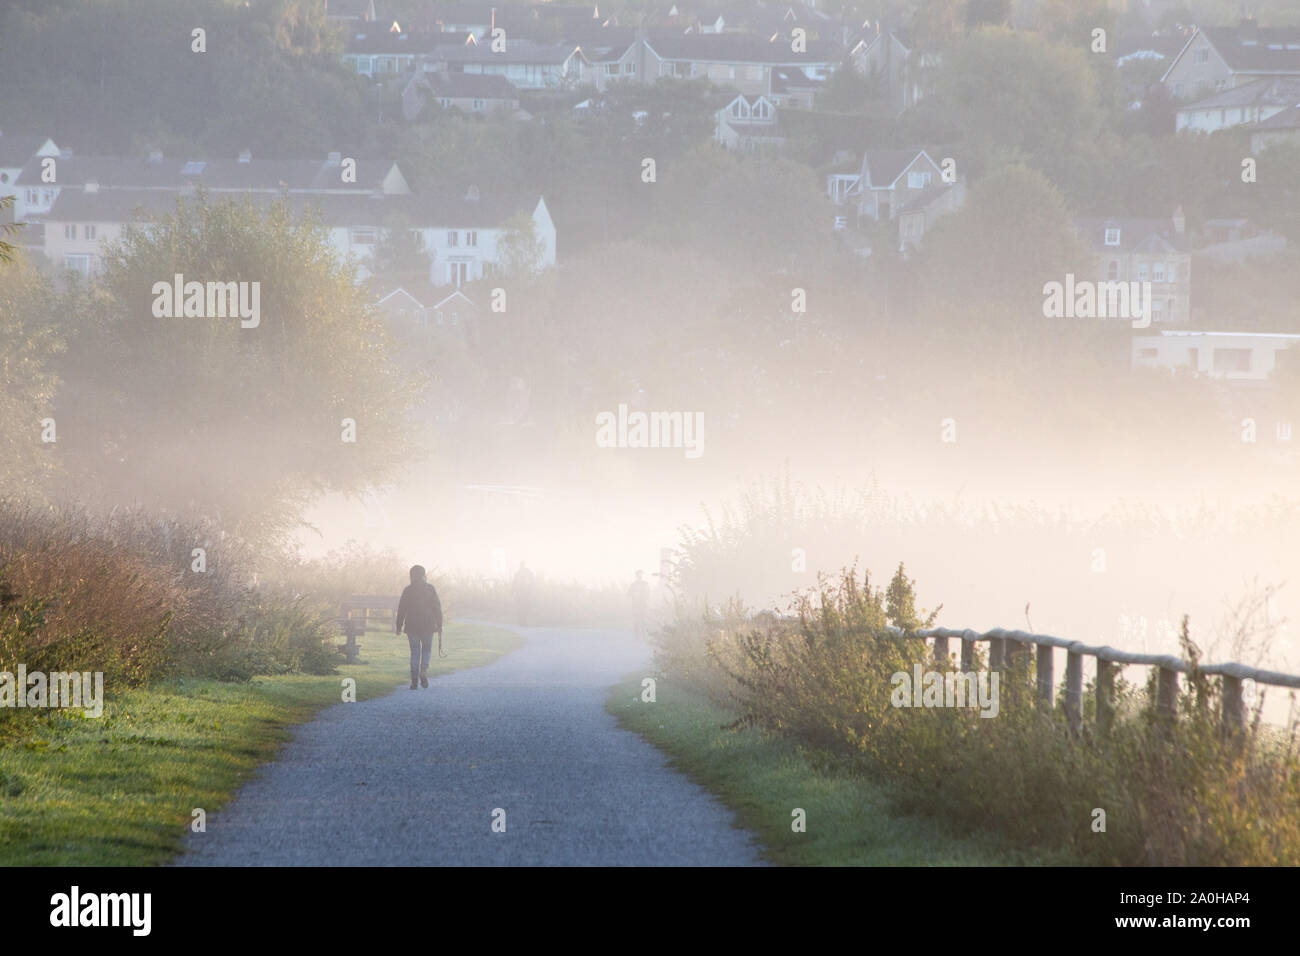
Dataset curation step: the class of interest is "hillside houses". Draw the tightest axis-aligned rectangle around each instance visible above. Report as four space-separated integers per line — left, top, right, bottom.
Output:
3 140 555 289
1162 19 1300 100
1074 215 1192 326
1176 76 1300 134
827 149 964 252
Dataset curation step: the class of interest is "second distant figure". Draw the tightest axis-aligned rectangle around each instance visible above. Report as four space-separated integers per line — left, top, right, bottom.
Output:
395 565 443 690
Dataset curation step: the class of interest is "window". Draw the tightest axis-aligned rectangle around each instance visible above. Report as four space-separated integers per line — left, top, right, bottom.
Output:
907 170 932 189
64 254 91 276
1104 228 1120 246
1213 348 1252 373
753 99 769 119
350 226 377 244
1106 260 1119 280
1137 263 1149 281
1138 348 1158 360
473 98 485 110
26 188 38 204
622 62 633 73
357 56 373 73
84 224 96 240
1194 48 1209 64
1153 263 1165 282
64 224 76 240
466 231 477 247
42 189 53 205
606 63 619 75
448 260 469 286
1166 264 1176 282
447 230 459 247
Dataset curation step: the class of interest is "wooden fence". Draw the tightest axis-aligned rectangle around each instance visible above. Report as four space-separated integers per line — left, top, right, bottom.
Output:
883 625 1300 733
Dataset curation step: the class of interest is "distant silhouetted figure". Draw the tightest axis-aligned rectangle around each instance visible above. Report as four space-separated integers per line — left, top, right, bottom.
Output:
628 570 650 638
395 565 442 690
512 561 535 626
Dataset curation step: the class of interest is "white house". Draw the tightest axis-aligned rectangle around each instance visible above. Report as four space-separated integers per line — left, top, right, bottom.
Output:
1132 330 1300 381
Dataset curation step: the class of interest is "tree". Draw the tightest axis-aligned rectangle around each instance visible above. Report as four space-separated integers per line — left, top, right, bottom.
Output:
496 212 547 279
0 195 21 264
372 213 429 277
53 194 421 544
0 250 62 499
915 27 1105 184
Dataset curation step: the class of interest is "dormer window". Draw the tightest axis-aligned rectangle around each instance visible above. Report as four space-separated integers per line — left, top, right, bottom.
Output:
907 170 932 189
753 99 769 119
1104 227 1121 246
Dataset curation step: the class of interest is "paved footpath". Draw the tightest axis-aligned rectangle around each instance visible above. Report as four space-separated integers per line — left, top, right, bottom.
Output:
176 624 765 866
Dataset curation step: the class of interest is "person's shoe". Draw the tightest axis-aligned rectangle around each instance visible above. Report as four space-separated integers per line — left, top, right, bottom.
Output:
409 680 418 690
420 675 428 688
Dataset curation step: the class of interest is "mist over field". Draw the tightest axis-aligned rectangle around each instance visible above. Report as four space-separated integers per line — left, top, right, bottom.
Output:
3 0 1300 876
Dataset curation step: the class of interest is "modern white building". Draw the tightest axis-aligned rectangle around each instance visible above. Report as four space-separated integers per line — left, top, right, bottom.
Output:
1132 330 1300 381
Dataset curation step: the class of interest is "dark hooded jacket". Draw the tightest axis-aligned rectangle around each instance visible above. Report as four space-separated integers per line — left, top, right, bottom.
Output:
396 580 443 637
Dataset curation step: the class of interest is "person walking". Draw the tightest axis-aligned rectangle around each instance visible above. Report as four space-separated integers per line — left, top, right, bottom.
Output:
395 565 443 690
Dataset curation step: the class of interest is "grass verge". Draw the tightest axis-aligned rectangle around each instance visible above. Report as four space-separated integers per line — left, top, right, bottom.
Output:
0 620 522 866
607 676 1067 866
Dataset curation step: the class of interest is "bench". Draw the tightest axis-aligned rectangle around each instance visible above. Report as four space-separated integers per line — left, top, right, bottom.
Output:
338 595 401 664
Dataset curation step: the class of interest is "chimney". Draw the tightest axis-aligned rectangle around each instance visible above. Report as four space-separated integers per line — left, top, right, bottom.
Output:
327 151 342 165
465 184 480 201
238 148 252 163
1173 205 1186 236
1239 17 1258 45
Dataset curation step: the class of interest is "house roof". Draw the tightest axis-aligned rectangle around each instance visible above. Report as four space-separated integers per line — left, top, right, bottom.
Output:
15 154 402 193
44 188 180 222
771 65 822 92
1200 24 1300 74
0 133 53 168
1074 218 1190 253
860 148 930 188
346 29 471 55
435 41 585 65
1180 75 1300 110
894 181 955 216
1250 102 1300 129
430 72 520 99
44 186 540 231
643 31 840 65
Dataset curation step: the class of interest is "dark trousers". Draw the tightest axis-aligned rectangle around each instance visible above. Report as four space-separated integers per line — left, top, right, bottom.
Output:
407 632 433 682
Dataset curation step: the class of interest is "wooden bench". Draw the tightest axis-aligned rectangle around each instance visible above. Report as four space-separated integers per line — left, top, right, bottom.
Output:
338 595 401 664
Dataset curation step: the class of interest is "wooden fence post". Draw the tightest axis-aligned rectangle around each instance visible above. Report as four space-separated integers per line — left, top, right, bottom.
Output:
1065 647 1083 734
1221 675 1245 734
1157 666 1179 718
989 636 1005 672
933 632 949 665
1036 644 1053 706
961 635 975 672
1096 658 1115 733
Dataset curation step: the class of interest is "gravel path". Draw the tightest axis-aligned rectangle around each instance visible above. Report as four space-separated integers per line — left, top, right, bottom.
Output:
176 624 765 866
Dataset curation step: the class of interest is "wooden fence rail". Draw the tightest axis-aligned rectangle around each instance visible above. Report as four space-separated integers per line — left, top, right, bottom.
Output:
883 625 1300 734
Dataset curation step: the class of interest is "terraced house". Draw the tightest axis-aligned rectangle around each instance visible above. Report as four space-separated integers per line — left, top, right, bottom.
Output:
5 141 555 288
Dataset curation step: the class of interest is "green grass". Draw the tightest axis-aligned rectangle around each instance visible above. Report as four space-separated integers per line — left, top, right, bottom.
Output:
0 621 522 866
607 676 1066 866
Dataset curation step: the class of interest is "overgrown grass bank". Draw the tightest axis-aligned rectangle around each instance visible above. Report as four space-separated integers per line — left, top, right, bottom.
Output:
0 621 521 866
607 676 1053 866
